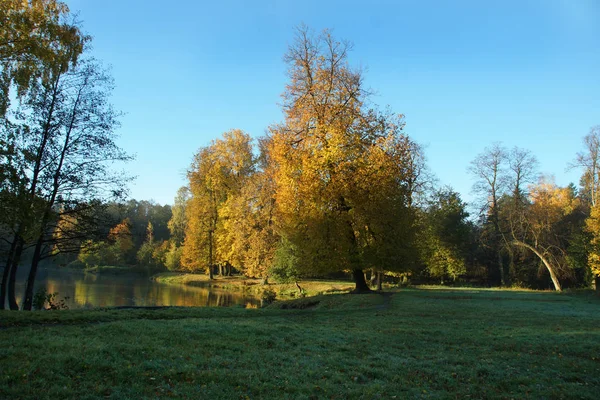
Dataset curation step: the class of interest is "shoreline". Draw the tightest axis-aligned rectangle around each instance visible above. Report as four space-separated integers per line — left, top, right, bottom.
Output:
151 272 354 298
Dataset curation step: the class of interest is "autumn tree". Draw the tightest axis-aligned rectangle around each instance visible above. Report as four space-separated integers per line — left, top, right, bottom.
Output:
269 26 419 292
107 219 134 265
181 129 254 278
78 218 134 269
505 177 583 291
572 126 600 290
223 138 278 282
0 0 87 116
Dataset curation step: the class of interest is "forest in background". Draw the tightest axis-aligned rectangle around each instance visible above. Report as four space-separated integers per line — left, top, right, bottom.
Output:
1 2 599 311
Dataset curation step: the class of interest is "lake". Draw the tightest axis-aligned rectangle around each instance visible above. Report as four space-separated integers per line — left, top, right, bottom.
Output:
12 267 261 309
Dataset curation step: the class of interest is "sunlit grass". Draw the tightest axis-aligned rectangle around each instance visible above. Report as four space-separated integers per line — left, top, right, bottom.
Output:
152 272 354 298
1 288 599 399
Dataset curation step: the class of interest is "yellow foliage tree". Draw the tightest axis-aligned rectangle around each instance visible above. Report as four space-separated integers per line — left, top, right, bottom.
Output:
573 126 600 289
508 177 580 291
181 129 254 277
269 26 419 292
222 149 278 281
586 204 600 279
0 0 87 115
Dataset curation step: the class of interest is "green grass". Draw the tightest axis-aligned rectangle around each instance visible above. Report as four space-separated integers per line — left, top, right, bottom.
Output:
1 288 599 399
153 272 354 298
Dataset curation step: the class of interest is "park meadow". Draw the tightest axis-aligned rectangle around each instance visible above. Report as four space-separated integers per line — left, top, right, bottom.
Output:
1 287 599 399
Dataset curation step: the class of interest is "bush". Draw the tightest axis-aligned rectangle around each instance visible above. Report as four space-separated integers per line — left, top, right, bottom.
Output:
32 288 69 310
261 289 277 306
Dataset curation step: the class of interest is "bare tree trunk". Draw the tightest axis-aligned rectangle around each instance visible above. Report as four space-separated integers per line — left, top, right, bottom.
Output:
294 281 303 296
377 271 382 291
512 241 561 291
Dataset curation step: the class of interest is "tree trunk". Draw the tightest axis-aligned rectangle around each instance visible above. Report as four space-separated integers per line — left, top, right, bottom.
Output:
7 240 24 310
512 241 561 291
208 230 214 280
352 269 372 293
377 271 382 291
0 238 17 310
498 250 505 287
218 263 223 276
294 281 303 296
22 236 45 310
507 248 514 287
595 276 600 294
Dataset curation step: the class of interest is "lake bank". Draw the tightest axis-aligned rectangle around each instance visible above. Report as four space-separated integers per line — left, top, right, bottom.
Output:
151 272 355 298
9 267 262 310
1 288 598 399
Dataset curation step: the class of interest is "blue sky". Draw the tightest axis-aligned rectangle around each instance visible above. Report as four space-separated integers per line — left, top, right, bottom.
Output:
64 0 600 207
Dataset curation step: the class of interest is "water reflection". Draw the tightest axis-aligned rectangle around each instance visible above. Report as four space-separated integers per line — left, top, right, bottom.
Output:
14 268 261 309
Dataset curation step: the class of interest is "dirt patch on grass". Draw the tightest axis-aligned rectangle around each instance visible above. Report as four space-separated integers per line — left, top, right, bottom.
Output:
278 300 321 310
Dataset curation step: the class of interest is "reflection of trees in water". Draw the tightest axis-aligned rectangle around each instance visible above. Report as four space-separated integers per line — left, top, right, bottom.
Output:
25 268 261 308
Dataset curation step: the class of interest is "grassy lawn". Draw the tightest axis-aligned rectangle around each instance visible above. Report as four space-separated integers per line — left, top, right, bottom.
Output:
153 272 354 298
1 288 599 399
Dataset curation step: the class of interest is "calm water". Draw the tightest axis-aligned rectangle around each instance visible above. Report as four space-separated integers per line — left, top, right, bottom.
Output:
13 268 261 309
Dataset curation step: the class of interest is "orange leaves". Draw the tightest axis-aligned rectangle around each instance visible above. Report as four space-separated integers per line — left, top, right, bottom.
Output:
108 218 133 254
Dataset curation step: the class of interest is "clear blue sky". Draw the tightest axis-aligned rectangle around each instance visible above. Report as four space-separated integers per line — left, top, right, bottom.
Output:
65 0 600 207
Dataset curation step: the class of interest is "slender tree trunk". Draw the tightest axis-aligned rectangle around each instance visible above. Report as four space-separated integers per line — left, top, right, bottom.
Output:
508 248 515 287
595 276 600 294
0 237 17 310
512 241 561 291
208 230 214 280
23 91 81 311
218 263 223 276
498 249 505 287
7 239 24 310
22 235 46 310
376 271 382 291
370 268 376 287
352 269 372 293
294 281 303 296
